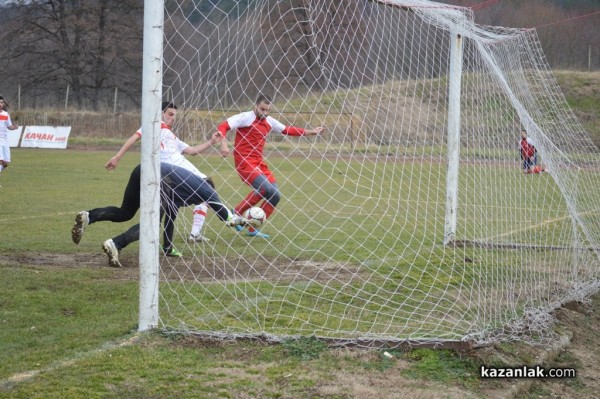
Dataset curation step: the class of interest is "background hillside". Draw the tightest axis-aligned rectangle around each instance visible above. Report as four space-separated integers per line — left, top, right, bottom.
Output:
0 0 598 111
9 71 600 148
554 70 600 142
440 0 599 70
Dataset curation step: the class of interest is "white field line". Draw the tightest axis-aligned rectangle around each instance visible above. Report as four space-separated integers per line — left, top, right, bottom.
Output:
481 209 600 243
0 211 74 224
0 334 142 388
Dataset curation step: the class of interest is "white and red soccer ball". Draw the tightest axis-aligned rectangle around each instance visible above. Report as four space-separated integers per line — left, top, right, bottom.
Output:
243 207 266 228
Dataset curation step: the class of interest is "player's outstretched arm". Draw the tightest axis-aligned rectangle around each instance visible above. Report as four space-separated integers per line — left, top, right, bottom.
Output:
219 135 231 158
216 121 231 158
304 126 325 136
183 132 222 156
106 133 140 170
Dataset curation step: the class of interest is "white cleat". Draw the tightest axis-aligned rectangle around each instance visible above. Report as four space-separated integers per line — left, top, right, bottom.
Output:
225 215 249 228
102 239 123 268
187 234 210 243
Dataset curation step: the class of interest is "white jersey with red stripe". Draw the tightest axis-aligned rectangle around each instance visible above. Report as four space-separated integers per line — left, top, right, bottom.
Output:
0 110 14 145
136 122 207 179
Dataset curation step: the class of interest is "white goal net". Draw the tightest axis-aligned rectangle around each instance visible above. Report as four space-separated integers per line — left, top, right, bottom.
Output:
153 0 600 346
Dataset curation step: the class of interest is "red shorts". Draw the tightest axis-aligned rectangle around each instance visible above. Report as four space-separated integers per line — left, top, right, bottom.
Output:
235 159 276 185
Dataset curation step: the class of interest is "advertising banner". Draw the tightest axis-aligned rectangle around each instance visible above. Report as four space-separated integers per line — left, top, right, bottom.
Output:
20 126 71 149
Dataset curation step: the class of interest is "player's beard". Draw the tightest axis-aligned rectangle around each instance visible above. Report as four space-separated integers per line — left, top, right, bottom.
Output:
255 109 268 120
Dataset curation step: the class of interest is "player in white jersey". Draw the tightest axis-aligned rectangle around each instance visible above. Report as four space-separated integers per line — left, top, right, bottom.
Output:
0 96 19 179
105 102 220 253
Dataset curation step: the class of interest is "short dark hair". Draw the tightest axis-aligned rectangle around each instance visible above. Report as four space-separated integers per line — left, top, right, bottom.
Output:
255 94 272 105
162 101 177 111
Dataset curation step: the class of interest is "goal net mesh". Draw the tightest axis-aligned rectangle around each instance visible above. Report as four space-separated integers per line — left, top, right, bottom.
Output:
156 0 600 345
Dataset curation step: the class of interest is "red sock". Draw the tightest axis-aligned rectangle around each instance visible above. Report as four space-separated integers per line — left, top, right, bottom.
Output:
235 191 263 216
261 202 276 219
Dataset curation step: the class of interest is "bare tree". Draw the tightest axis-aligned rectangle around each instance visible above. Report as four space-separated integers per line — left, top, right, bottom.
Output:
0 0 143 110
1 0 596 111
441 0 600 70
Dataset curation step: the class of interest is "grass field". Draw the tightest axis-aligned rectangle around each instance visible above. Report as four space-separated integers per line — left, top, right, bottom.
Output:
1 148 481 398
0 149 587 333
0 145 599 398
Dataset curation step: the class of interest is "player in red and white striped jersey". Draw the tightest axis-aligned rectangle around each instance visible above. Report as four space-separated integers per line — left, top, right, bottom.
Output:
217 94 324 238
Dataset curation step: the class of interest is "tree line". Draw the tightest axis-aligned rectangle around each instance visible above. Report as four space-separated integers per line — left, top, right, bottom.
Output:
460 0 599 70
0 0 597 111
0 0 143 110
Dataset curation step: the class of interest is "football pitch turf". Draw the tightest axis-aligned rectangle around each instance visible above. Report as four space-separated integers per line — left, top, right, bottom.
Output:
0 147 580 341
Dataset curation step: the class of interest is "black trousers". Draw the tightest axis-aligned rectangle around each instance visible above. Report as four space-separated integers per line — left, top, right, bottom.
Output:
88 165 141 225
87 165 155 251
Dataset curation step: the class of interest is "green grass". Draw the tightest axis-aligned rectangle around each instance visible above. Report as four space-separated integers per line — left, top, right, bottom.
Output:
0 149 139 254
401 348 480 389
0 261 488 398
157 150 586 340
1 147 589 342
0 145 596 398
0 265 138 379
554 70 600 145
0 262 486 398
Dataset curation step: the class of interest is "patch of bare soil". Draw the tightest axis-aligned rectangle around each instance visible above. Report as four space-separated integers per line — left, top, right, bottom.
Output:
160 256 363 285
1 252 363 286
0 252 140 281
472 293 600 399
516 295 600 399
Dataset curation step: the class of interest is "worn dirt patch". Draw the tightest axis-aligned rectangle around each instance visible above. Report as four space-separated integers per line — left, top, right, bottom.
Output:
1 252 362 286
160 256 363 285
0 252 139 281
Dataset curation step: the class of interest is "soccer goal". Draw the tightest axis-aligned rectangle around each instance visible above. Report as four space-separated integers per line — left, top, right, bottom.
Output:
139 0 600 347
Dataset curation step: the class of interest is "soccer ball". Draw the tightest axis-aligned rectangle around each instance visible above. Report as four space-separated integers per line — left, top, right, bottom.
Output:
243 207 266 228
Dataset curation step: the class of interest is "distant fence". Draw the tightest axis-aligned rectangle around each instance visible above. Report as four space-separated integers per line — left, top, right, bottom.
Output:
11 110 141 140
11 110 360 147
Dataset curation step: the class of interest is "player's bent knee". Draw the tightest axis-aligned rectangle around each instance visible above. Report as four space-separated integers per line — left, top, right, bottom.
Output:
265 190 281 206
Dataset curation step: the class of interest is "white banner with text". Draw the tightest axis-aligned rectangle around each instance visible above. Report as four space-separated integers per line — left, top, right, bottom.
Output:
20 126 71 149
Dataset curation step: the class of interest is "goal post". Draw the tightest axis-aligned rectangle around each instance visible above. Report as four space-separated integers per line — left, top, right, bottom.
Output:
138 0 164 332
444 30 464 246
136 0 600 346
